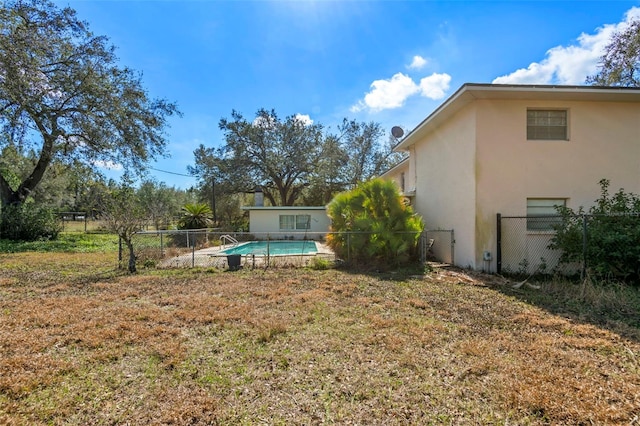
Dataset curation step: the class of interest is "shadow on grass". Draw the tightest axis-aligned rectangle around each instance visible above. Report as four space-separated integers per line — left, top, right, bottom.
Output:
338 257 640 343
333 259 433 282
478 270 640 343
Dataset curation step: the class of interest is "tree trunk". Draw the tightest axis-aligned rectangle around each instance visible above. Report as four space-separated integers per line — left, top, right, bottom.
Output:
0 132 55 206
263 189 278 206
124 237 137 273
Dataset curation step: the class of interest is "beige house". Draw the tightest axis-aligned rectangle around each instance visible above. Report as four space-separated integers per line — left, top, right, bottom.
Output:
243 206 330 240
383 83 640 272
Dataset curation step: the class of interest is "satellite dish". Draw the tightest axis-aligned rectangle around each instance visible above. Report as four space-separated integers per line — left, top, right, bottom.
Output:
391 126 404 139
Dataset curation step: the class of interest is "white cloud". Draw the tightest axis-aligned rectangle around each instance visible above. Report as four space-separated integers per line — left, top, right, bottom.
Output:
294 113 313 125
351 71 451 113
408 55 428 70
493 62 556 85
493 6 640 85
351 73 419 112
419 73 451 99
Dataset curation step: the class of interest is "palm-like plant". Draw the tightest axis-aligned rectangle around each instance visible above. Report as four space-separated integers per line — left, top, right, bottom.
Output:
178 203 213 229
326 178 424 267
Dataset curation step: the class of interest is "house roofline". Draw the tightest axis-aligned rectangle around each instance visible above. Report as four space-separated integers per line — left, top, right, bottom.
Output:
463 82 640 92
394 83 640 151
379 156 409 179
242 206 327 211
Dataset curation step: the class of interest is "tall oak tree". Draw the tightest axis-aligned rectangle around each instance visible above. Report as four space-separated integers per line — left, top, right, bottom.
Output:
0 0 179 206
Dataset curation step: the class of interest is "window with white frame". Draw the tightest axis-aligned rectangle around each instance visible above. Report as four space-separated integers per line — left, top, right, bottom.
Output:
296 214 311 230
526 198 566 231
279 215 295 230
279 214 312 230
527 109 568 140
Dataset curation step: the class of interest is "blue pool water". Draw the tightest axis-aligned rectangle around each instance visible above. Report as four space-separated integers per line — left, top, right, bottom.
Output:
220 241 318 256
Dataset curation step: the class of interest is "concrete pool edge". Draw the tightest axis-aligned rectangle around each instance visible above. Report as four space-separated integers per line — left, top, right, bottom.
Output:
196 241 335 257
218 241 319 256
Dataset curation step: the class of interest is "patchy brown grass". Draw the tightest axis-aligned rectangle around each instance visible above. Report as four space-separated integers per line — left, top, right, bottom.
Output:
1 253 639 425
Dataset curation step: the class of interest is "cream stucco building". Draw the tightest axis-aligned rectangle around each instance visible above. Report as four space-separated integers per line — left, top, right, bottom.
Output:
243 206 330 240
383 83 640 272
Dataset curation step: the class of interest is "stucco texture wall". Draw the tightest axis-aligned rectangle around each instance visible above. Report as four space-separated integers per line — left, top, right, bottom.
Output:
412 104 478 268
247 208 330 240
475 99 640 271
382 160 409 194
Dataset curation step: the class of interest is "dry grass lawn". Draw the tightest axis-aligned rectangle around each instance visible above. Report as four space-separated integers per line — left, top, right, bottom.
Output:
1 252 639 425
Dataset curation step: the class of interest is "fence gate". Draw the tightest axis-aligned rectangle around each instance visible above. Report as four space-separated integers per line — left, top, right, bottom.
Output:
422 229 454 264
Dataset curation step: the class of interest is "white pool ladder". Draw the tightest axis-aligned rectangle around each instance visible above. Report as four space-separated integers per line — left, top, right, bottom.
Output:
221 234 239 248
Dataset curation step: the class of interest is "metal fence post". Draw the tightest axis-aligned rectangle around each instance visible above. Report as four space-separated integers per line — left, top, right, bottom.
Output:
450 230 455 266
582 214 588 280
118 236 123 269
496 213 502 275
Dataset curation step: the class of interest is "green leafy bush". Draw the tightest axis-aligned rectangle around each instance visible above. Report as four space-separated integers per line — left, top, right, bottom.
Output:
309 256 331 270
550 179 640 283
0 202 62 241
326 178 424 268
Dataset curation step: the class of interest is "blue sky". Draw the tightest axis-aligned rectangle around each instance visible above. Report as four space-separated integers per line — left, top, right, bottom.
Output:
55 0 640 189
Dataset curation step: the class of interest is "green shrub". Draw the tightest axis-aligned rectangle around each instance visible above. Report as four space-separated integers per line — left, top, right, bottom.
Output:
0 202 62 241
550 179 640 284
326 178 424 268
143 258 157 268
309 256 331 270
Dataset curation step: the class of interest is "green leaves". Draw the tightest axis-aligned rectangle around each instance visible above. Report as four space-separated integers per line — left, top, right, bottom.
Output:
550 179 640 283
0 0 179 206
326 178 424 268
198 110 406 208
587 20 640 86
178 203 213 230
218 109 325 206
0 201 61 241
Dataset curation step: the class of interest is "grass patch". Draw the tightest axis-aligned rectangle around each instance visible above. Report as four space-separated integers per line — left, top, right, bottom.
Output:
1 254 639 424
493 275 640 338
0 232 119 253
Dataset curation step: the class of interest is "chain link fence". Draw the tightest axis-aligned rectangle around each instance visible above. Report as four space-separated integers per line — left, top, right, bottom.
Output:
59 212 108 233
498 214 640 281
59 212 183 233
498 215 569 276
126 229 455 270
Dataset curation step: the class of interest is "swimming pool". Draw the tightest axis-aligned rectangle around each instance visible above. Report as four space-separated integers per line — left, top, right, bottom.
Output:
220 240 318 256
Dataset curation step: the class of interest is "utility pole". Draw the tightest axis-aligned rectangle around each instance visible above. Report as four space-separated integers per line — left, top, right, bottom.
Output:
211 175 217 225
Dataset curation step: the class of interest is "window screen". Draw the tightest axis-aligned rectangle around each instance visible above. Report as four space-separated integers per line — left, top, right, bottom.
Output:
527 110 567 140
296 215 311 230
279 215 295 230
526 198 566 231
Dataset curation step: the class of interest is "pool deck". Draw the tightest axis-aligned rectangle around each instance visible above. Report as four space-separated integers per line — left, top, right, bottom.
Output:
158 241 335 268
